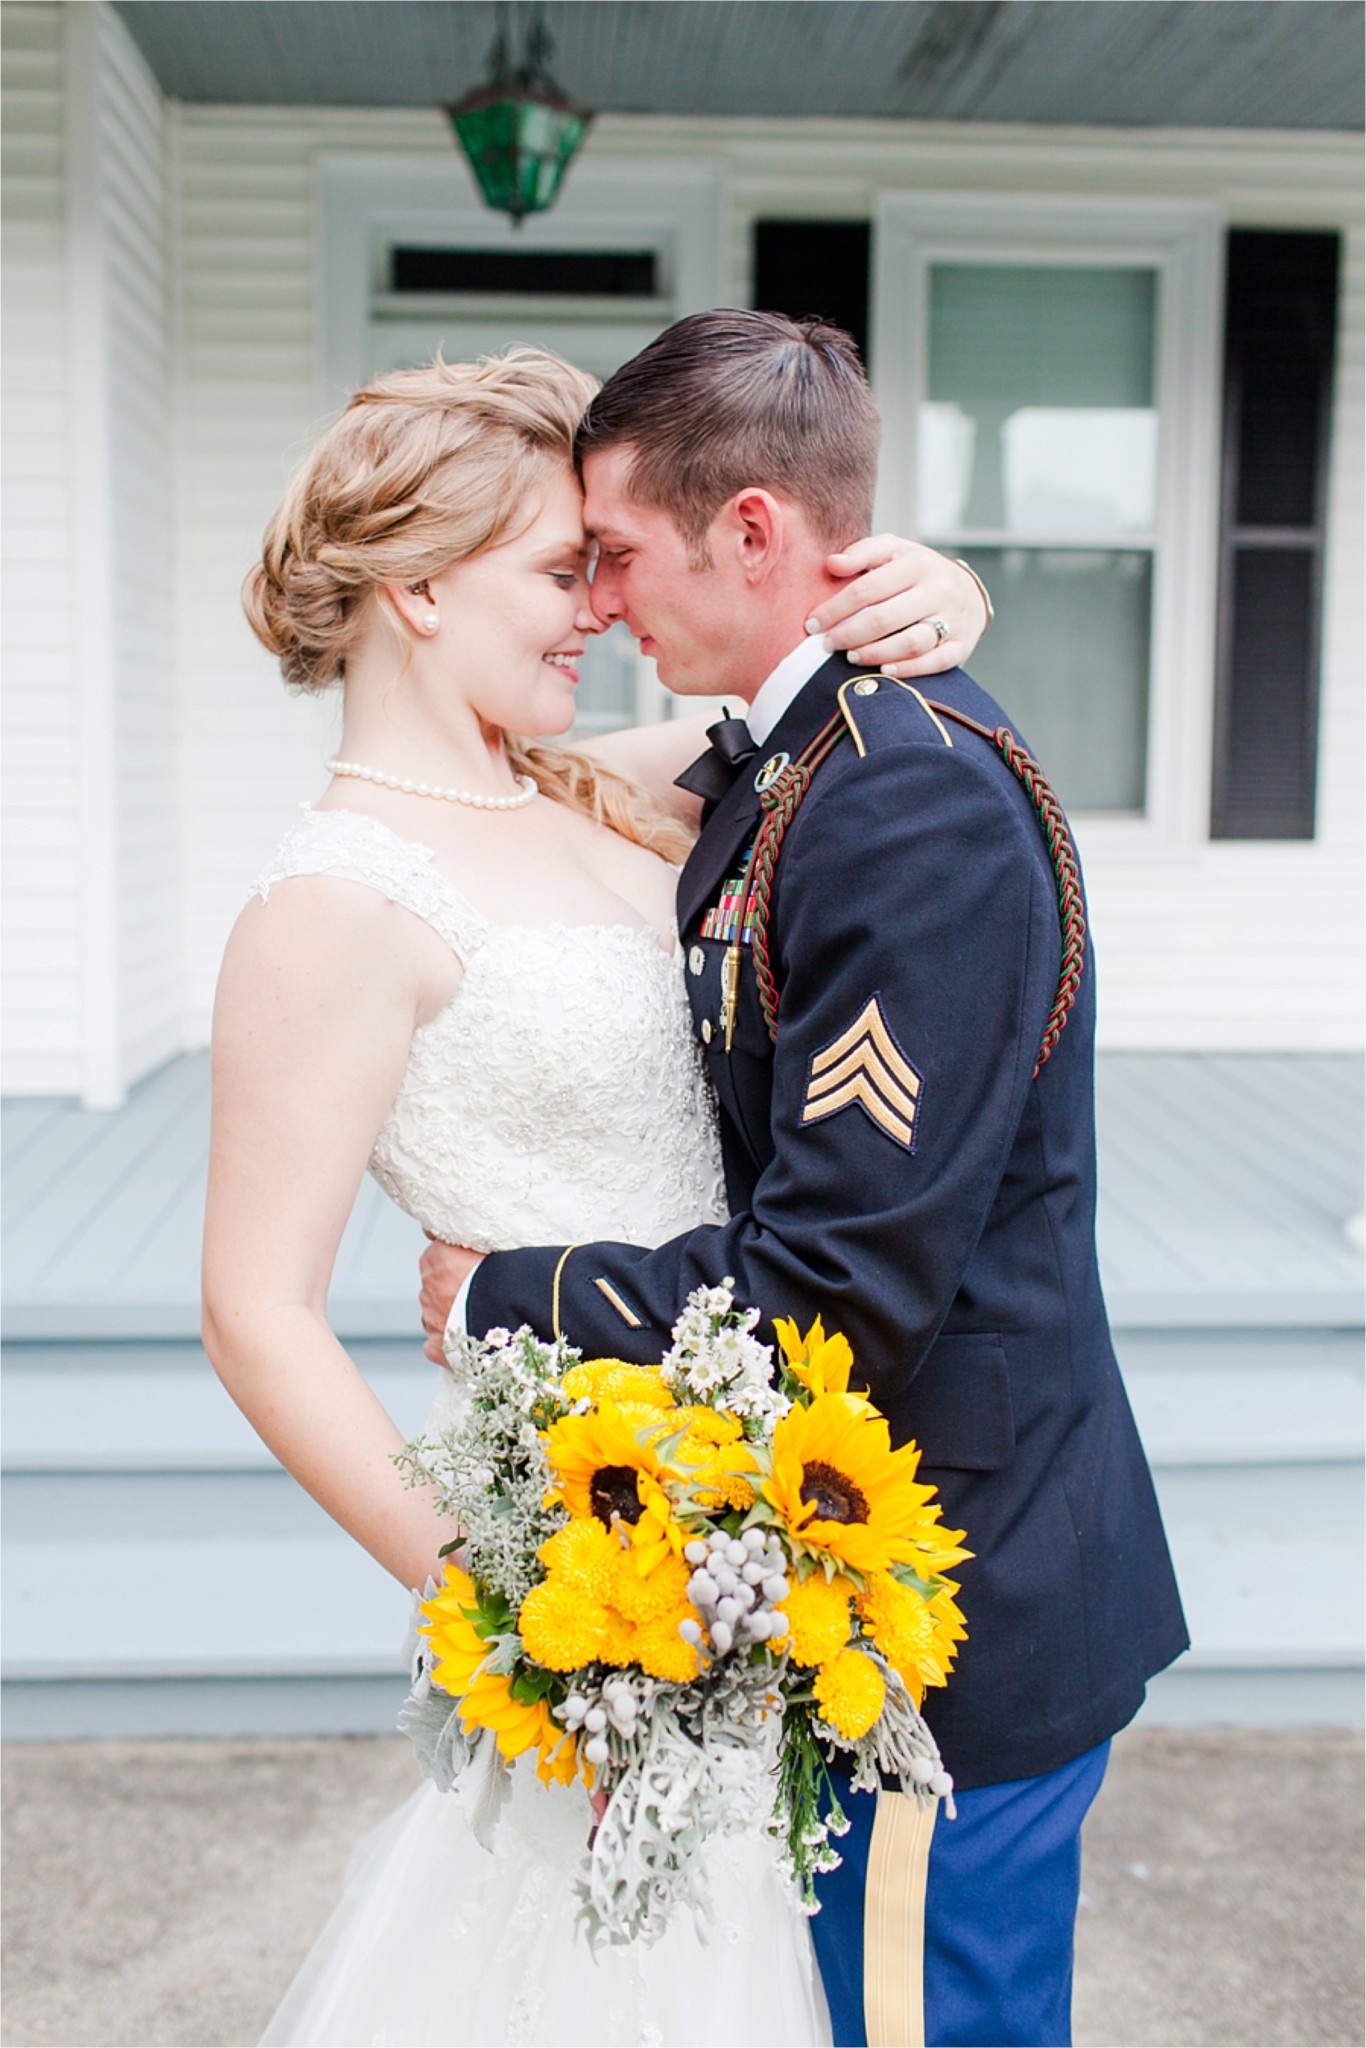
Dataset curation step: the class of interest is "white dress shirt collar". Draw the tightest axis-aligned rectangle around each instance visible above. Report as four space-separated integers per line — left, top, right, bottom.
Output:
745 634 834 748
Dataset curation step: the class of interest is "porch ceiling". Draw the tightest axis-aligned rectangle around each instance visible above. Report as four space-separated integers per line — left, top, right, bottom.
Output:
111 1 1364 131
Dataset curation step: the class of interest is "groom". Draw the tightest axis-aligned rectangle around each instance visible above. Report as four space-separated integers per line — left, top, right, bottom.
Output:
421 311 1187 2047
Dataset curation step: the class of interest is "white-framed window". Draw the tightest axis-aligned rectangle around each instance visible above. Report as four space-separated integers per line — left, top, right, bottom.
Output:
873 194 1223 846
317 153 723 735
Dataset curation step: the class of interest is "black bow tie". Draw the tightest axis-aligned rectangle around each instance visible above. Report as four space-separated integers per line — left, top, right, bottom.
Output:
674 715 758 806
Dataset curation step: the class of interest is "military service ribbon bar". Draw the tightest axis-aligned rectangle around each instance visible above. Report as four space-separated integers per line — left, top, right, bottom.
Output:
803 995 922 1150
700 844 760 945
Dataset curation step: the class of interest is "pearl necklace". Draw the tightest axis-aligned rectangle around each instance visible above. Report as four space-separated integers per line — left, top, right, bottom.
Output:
325 758 538 811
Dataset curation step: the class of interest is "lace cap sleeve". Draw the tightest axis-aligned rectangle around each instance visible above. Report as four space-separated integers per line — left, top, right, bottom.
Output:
251 808 489 963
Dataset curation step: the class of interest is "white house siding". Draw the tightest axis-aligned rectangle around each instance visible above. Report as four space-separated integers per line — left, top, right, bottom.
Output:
1 1 177 1103
172 109 435 1038
1 3 81 1095
169 111 1363 1054
94 6 178 1088
69 2 180 1094
3 54 1361 1087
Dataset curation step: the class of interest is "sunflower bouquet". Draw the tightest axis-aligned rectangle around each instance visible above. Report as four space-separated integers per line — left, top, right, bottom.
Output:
394 1282 968 1947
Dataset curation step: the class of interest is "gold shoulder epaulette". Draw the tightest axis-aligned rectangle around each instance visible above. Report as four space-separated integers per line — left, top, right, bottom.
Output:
836 674 954 757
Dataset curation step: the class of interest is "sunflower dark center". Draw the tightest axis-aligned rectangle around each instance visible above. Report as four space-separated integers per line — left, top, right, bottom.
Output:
590 1464 643 1528
800 1460 869 1525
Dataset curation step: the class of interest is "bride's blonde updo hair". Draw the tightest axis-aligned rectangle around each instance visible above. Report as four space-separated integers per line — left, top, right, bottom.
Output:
244 347 692 862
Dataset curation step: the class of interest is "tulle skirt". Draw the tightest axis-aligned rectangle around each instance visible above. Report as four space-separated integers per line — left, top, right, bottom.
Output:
260 1748 831 2047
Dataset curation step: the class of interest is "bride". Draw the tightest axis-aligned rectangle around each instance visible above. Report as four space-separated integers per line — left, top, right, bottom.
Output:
201 345 982 2047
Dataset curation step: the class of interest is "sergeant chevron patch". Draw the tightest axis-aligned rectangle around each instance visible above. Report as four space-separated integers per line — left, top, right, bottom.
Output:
802 996 921 1151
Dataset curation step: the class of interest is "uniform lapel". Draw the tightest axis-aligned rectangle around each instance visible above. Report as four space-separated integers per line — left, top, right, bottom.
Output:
676 651 857 937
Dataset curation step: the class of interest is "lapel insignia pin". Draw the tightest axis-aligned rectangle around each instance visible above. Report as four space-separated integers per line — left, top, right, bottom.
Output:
802 995 922 1150
753 751 790 793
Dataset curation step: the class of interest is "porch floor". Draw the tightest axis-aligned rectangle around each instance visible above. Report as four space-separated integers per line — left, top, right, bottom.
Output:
3 1050 1363 1338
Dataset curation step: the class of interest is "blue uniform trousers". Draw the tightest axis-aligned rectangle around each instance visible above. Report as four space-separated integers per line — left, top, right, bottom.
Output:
810 1742 1110 2047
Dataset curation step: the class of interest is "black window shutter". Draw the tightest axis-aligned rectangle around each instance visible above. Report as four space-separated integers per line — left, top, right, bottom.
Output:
752 221 872 368
1212 231 1340 840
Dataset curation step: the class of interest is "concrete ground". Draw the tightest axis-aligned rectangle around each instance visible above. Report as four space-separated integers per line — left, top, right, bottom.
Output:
1 1728 1361 2048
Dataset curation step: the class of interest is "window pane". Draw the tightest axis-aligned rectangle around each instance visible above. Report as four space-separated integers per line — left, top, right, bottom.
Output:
960 549 1151 814
922 264 1157 535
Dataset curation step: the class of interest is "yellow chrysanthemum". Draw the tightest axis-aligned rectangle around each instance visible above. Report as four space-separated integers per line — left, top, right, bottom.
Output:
518 1574 611 1672
773 1315 865 1402
858 1572 965 1706
519 1519 702 1681
537 1515 620 1600
777 1569 856 1667
673 1405 759 1514
600 1609 639 1666
633 1616 703 1683
608 1547 692 1627
623 1408 759 1570
544 1399 670 1527
763 1392 970 1577
676 1406 745 1450
814 1647 886 1741
420 1564 578 1785
561 1359 676 1411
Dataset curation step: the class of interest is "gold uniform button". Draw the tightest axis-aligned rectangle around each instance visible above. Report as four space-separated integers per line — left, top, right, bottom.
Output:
700 1018 713 1045
853 677 879 696
689 945 705 977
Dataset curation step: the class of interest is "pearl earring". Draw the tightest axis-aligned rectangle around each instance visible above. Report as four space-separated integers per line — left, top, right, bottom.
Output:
422 614 439 633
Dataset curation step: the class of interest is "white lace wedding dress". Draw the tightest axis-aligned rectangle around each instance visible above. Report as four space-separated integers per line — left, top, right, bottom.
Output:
251 808 831 2048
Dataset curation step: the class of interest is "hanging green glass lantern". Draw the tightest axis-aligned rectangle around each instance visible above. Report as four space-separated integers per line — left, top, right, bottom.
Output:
447 4 591 225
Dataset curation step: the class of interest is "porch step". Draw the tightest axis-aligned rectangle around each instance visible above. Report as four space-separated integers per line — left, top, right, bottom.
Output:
2 1327 1360 1737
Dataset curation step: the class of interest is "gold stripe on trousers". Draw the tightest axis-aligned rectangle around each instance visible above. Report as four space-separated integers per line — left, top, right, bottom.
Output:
864 1791 937 2047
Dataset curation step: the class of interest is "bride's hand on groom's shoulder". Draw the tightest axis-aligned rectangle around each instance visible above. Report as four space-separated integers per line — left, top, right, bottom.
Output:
809 537 990 678
419 1236 482 1364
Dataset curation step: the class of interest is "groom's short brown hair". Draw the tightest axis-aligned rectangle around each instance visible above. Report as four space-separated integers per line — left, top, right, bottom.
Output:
576 309 880 561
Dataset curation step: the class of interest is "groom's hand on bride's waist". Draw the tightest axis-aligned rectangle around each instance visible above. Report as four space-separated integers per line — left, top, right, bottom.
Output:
419 1237 483 1364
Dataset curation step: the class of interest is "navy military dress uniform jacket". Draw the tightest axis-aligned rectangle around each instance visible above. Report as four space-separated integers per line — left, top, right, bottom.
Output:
466 650 1188 1790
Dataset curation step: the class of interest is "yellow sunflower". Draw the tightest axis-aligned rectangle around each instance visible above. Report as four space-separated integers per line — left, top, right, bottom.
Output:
561 1359 676 1412
773 1315 866 1402
763 1393 970 1577
420 1563 579 1785
814 1647 886 1741
543 1399 671 1528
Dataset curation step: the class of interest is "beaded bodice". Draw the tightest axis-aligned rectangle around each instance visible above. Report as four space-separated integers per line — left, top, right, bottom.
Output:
251 808 728 1254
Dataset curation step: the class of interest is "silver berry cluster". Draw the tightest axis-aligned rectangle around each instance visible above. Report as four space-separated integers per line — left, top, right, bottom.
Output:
679 1526 792 1657
557 1673 645 1766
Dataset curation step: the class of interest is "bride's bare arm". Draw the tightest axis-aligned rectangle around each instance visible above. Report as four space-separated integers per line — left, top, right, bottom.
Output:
580 539 989 811
202 881 459 1589
580 710 738 824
